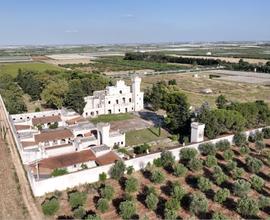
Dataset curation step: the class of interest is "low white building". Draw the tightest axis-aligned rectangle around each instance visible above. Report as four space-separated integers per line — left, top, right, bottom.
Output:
83 76 144 118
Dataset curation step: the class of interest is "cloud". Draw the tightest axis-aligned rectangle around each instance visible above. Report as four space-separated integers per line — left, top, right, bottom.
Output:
120 14 135 18
65 30 79 33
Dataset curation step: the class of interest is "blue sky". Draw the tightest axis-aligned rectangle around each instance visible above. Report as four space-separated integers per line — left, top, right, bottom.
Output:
0 0 269 45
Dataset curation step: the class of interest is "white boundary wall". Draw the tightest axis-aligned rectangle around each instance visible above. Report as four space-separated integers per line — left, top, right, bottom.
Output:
29 127 268 197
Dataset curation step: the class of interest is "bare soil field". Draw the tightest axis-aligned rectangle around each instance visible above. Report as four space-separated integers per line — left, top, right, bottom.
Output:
142 72 270 108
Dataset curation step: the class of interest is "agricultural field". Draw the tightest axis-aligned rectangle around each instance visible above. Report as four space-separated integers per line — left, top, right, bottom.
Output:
38 131 270 219
0 62 63 77
141 71 270 108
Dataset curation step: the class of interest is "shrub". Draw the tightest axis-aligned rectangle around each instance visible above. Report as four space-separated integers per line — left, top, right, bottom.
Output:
223 149 234 161
160 150 175 167
231 167 244 179
145 193 158 211
250 175 265 191
246 156 263 173
165 198 180 211
197 177 212 192
226 160 237 171
51 168 68 177
255 141 265 152
233 132 247 147
125 177 139 193
233 179 251 197
237 197 259 217
42 197 59 216
213 166 228 185
180 148 198 161
96 198 109 213
258 195 270 209
262 128 270 139
119 200 136 220
100 185 114 200
68 191 87 209
248 131 263 143
212 212 229 220
164 208 177 220
110 160 126 180
123 193 134 202
145 185 157 196
199 143 216 155
73 206 86 219
85 214 101 220
133 143 150 154
187 158 203 171
171 182 186 201
49 122 58 129
189 193 208 215
204 155 218 168
153 158 163 167
173 163 188 177
126 166 134 175
214 188 230 204
215 140 230 151
239 145 250 155
151 170 165 184
99 172 107 182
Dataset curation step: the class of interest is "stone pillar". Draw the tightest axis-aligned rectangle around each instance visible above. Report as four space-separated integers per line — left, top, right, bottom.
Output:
97 123 110 146
191 122 205 143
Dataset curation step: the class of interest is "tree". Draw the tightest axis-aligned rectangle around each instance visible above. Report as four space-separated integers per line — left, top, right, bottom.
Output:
258 195 270 209
214 188 230 204
199 143 216 155
246 156 263 173
197 177 211 192
215 140 230 151
248 131 264 143
164 208 177 220
119 200 136 220
73 206 86 219
223 149 234 161
250 175 264 191
51 168 68 177
237 197 259 217
255 141 265 153
187 158 203 171
171 182 186 201
99 172 107 182
126 166 134 175
165 198 180 211
85 214 101 220
233 132 247 147
231 167 244 179
110 160 126 180
100 185 115 200
205 155 218 168
64 79 86 114
180 148 198 161
160 150 175 167
68 191 87 209
233 179 251 197
125 177 138 193
41 80 68 109
262 127 270 139
239 145 250 155
212 212 229 220
173 163 188 177
216 95 228 109
145 185 157 196
42 197 59 216
97 198 109 213
151 170 165 184
213 166 228 185
189 193 208 215
145 193 158 211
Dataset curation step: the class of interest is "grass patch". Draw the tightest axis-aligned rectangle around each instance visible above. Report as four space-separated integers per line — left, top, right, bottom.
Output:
0 62 62 77
126 127 170 146
90 113 135 124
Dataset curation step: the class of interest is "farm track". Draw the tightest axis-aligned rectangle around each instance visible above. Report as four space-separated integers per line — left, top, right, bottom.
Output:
0 101 43 220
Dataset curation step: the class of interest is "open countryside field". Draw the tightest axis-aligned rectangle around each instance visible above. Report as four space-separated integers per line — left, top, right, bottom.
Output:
0 62 63 77
38 136 270 219
141 71 270 108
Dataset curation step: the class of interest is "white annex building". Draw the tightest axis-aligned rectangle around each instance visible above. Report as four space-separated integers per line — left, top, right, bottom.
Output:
83 76 144 118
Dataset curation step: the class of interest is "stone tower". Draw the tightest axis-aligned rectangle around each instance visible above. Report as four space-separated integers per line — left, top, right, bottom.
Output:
131 76 144 111
191 122 205 143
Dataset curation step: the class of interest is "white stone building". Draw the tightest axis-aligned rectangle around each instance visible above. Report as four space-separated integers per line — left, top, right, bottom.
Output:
83 76 144 118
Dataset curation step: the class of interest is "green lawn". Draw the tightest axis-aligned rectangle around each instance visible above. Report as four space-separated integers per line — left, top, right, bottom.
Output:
125 127 170 146
0 62 62 77
90 113 135 124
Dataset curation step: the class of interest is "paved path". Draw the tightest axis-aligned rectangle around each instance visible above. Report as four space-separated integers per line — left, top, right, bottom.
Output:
0 100 43 220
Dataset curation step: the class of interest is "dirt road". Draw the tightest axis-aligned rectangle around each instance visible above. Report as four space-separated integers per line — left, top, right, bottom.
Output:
0 98 43 220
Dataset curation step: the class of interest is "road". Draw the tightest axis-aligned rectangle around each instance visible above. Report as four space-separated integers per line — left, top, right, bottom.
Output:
0 97 43 220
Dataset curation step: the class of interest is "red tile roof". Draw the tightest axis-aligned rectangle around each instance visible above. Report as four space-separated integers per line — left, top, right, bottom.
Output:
21 141 37 148
66 116 87 125
32 115 61 126
95 151 120 166
15 125 31 130
35 129 73 143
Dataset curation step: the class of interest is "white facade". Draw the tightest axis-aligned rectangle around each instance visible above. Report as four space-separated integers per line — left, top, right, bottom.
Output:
191 122 205 143
83 76 144 118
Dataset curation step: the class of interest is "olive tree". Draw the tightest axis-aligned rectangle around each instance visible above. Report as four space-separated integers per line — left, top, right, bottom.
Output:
164 208 177 220
199 143 216 155
173 163 188 177
239 145 250 155
197 177 212 192
262 127 270 139
100 185 114 201
231 167 244 179
189 193 208 215
42 197 60 216
110 160 126 180
96 198 109 213
246 156 263 173
258 195 270 209
233 132 247 147
187 158 203 171
73 206 86 219
119 200 136 220
255 141 265 153
223 149 234 161
250 175 265 191
160 150 175 167
226 160 237 172
151 170 165 184
215 140 230 151
205 155 217 168
171 182 186 201
212 212 229 220
214 188 230 204
233 179 251 197
165 198 180 211
68 191 87 209
180 148 198 161
145 193 158 211
125 177 139 193
237 197 259 217
213 166 228 185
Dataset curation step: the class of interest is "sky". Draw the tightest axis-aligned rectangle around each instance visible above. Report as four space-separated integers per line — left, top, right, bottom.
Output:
0 0 270 45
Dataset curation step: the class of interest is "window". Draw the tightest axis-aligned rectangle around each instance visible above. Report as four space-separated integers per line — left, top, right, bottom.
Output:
86 112 88 116
125 108 128 113
121 141 123 145
108 101 111 104
74 164 77 168
91 112 94 116
96 111 99 115
108 109 112 114
129 98 132 102
116 99 119 104
119 90 122 94
122 97 125 103
119 109 121 112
